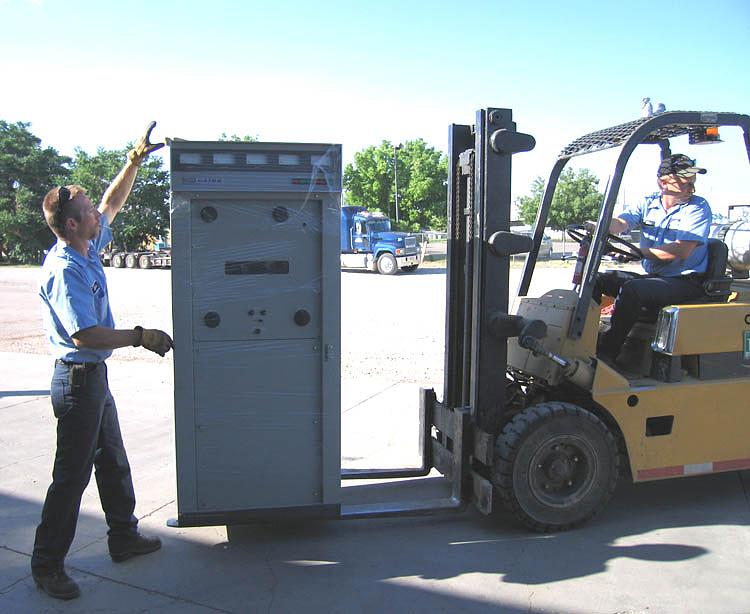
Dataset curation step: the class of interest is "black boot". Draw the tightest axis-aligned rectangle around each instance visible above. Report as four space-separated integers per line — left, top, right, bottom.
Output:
109 533 162 563
32 567 80 600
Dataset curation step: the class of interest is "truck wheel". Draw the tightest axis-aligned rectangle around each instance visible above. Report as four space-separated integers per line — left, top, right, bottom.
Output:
111 253 125 268
376 253 397 275
493 402 619 532
125 254 138 269
402 265 418 273
138 254 152 269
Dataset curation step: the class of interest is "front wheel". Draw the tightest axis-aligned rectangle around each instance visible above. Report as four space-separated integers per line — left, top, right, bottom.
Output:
376 253 397 275
493 402 619 532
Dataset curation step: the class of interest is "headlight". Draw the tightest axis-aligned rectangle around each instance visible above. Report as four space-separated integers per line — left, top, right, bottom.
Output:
652 306 679 354
395 248 404 255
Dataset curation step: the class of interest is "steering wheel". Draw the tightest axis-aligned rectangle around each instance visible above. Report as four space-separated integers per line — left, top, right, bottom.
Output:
566 225 643 262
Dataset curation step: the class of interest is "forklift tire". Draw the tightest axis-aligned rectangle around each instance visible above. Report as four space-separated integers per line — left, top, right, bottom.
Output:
376 253 398 275
138 254 152 269
493 402 619 532
111 253 125 268
125 254 138 269
401 265 419 273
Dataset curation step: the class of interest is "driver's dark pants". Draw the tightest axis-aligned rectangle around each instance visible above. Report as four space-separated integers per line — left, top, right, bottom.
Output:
595 271 704 359
31 361 138 572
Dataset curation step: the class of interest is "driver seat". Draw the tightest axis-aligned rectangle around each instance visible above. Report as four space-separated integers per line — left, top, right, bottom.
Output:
699 238 733 300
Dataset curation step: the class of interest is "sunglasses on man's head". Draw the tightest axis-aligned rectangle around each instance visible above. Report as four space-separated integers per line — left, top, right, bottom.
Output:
58 186 71 208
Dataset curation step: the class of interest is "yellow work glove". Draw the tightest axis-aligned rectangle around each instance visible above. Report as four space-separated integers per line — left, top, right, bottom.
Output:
134 326 174 357
127 121 165 165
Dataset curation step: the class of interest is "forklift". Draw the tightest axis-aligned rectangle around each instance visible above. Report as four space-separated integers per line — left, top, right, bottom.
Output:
421 108 750 532
167 108 750 533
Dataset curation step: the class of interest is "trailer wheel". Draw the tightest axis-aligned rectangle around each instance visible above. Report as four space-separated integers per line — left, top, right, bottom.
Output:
401 265 418 273
138 254 152 269
125 254 138 269
493 402 619 532
111 253 125 268
376 253 397 275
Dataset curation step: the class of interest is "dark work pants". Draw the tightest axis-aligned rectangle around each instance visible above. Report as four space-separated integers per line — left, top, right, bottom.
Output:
596 271 704 357
31 361 138 572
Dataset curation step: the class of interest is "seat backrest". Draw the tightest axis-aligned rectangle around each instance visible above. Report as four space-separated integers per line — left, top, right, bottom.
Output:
704 238 728 279
702 238 731 300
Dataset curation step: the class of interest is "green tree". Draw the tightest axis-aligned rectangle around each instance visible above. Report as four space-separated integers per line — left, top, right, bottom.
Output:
0 120 71 263
219 133 259 142
516 168 603 230
343 139 447 231
70 147 169 251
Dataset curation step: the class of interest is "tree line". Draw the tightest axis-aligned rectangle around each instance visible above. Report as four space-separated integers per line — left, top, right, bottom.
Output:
0 120 169 264
1 119 604 264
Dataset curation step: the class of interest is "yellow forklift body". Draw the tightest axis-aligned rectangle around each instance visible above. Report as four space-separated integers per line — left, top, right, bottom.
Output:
512 292 750 484
593 370 750 481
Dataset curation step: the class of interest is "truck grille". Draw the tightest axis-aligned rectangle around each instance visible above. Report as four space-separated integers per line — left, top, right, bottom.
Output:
405 236 417 248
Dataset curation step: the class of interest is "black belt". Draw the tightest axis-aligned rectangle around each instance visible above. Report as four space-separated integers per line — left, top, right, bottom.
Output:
55 359 101 371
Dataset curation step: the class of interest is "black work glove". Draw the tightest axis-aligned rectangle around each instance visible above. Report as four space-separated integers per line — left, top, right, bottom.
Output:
134 326 174 356
127 121 165 165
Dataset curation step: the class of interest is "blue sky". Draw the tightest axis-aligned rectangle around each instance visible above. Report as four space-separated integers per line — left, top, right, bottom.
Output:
2 0 749 212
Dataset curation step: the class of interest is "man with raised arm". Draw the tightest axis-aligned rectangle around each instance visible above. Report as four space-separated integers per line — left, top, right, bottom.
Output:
32 123 173 600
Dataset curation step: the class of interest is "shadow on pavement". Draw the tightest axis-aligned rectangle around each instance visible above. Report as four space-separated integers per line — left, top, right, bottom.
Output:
2 466 748 611
224 470 749 585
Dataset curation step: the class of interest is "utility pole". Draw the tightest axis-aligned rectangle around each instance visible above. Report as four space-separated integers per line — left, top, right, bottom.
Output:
393 144 401 225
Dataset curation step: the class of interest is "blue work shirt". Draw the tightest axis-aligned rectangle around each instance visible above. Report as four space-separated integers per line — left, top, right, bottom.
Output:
618 193 711 276
40 216 115 363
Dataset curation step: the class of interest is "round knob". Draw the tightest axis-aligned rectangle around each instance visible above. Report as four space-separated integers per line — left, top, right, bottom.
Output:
204 312 221 328
200 206 218 223
272 206 289 222
294 309 311 327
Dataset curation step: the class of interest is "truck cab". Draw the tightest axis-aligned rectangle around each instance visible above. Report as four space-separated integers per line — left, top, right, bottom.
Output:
340 206 420 274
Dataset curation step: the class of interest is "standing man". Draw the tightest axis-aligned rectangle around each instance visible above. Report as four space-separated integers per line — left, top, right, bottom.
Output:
32 123 173 600
596 154 712 361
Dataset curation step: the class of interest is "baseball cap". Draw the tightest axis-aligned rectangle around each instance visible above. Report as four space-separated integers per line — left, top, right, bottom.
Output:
657 154 707 178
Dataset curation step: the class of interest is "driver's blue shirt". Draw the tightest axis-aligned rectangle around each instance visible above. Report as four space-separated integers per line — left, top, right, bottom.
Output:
40 216 115 363
618 193 711 277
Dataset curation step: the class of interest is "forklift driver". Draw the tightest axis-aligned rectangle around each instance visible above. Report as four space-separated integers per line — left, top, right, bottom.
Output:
594 154 712 362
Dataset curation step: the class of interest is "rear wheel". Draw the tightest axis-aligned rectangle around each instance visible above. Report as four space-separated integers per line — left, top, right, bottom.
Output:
493 402 619 532
111 253 125 268
138 254 152 269
376 253 397 275
125 254 138 268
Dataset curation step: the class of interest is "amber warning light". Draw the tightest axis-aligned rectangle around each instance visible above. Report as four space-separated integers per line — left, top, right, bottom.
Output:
688 126 722 145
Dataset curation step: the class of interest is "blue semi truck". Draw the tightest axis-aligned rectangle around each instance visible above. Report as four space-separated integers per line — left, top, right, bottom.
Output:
340 206 421 274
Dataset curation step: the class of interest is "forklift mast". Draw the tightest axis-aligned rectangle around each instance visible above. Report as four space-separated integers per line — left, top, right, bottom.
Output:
443 108 535 434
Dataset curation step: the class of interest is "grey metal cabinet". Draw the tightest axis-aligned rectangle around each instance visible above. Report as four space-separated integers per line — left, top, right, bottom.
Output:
169 141 341 526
